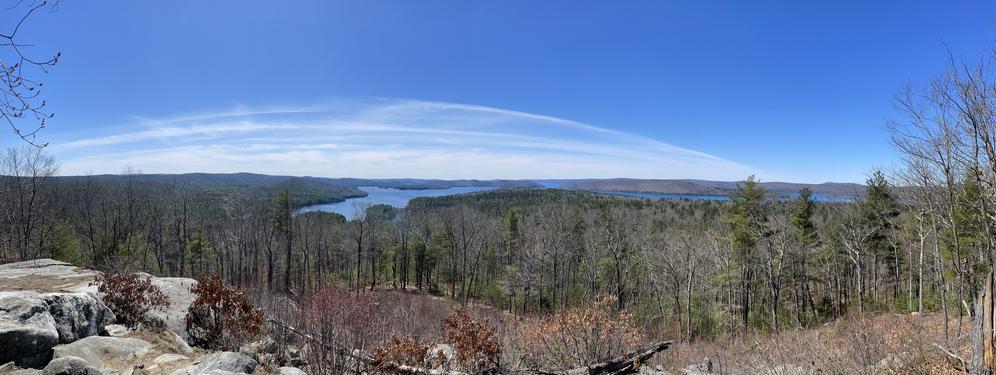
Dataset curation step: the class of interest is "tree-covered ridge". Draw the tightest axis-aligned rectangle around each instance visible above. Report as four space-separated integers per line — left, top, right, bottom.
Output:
49 173 367 208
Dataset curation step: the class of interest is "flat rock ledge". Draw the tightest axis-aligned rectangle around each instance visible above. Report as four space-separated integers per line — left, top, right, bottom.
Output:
0 259 303 375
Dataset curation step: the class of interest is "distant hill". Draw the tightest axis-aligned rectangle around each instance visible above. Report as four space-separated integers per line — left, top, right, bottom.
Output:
56 173 541 190
53 173 369 207
320 178 540 190
558 178 865 197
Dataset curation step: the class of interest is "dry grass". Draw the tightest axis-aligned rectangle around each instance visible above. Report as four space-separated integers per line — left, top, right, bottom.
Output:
652 312 970 374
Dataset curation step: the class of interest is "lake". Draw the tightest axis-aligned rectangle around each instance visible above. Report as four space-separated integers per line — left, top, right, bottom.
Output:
296 186 495 218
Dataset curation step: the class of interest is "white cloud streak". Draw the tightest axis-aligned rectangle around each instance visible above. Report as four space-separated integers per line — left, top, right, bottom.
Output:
52 98 757 179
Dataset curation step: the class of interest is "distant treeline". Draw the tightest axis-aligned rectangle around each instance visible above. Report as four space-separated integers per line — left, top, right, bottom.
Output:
560 178 866 197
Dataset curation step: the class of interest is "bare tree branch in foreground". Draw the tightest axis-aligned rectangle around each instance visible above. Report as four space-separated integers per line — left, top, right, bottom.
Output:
0 0 60 147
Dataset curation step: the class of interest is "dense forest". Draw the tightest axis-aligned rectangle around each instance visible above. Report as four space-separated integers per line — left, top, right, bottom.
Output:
0 53 993 373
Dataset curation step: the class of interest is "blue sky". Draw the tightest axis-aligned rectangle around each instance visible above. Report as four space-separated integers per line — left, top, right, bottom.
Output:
3 1 993 182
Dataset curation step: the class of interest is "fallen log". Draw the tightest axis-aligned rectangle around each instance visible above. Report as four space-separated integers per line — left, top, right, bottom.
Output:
583 340 673 374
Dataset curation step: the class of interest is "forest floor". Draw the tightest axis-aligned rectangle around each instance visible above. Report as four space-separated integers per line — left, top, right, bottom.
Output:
306 286 972 374
654 312 970 374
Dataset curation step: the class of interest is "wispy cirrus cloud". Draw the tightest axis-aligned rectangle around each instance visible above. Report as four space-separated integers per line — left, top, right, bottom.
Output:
51 98 758 179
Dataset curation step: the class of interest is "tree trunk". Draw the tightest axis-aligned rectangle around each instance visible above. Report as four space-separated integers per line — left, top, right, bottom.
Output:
972 270 994 374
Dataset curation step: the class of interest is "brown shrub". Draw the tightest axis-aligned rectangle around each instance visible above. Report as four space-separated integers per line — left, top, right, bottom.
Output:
91 272 168 326
185 274 263 350
442 309 500 370
517 295 641 369
371 335 430 367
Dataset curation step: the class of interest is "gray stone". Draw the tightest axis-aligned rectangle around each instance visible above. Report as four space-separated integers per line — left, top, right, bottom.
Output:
41 356 100 375
682 357 713 374
277 367 307 375
40 293 115 343
170 351 259 375
242 337 277 355
145 277 197 341
103 324 130 337
51 336 153 372
0 292 60 364
170 330 193 354
873 352 911 370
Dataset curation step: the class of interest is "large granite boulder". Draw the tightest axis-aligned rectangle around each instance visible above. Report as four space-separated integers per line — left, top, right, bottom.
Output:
51 336 153 373
0 292 60 365
170 351 259 375
0 289 116 366
40 293 114 343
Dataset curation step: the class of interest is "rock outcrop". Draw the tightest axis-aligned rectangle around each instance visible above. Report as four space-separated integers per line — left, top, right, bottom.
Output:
0 292 59 364
0 260 97 293
1 259 299 375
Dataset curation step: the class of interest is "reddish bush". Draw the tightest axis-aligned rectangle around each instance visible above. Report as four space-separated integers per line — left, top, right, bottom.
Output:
442 309 500 370
91 272 168 326
371 335 430 367
185 274 263 350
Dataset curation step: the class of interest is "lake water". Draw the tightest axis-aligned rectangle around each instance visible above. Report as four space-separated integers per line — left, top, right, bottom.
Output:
296 186 495 218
